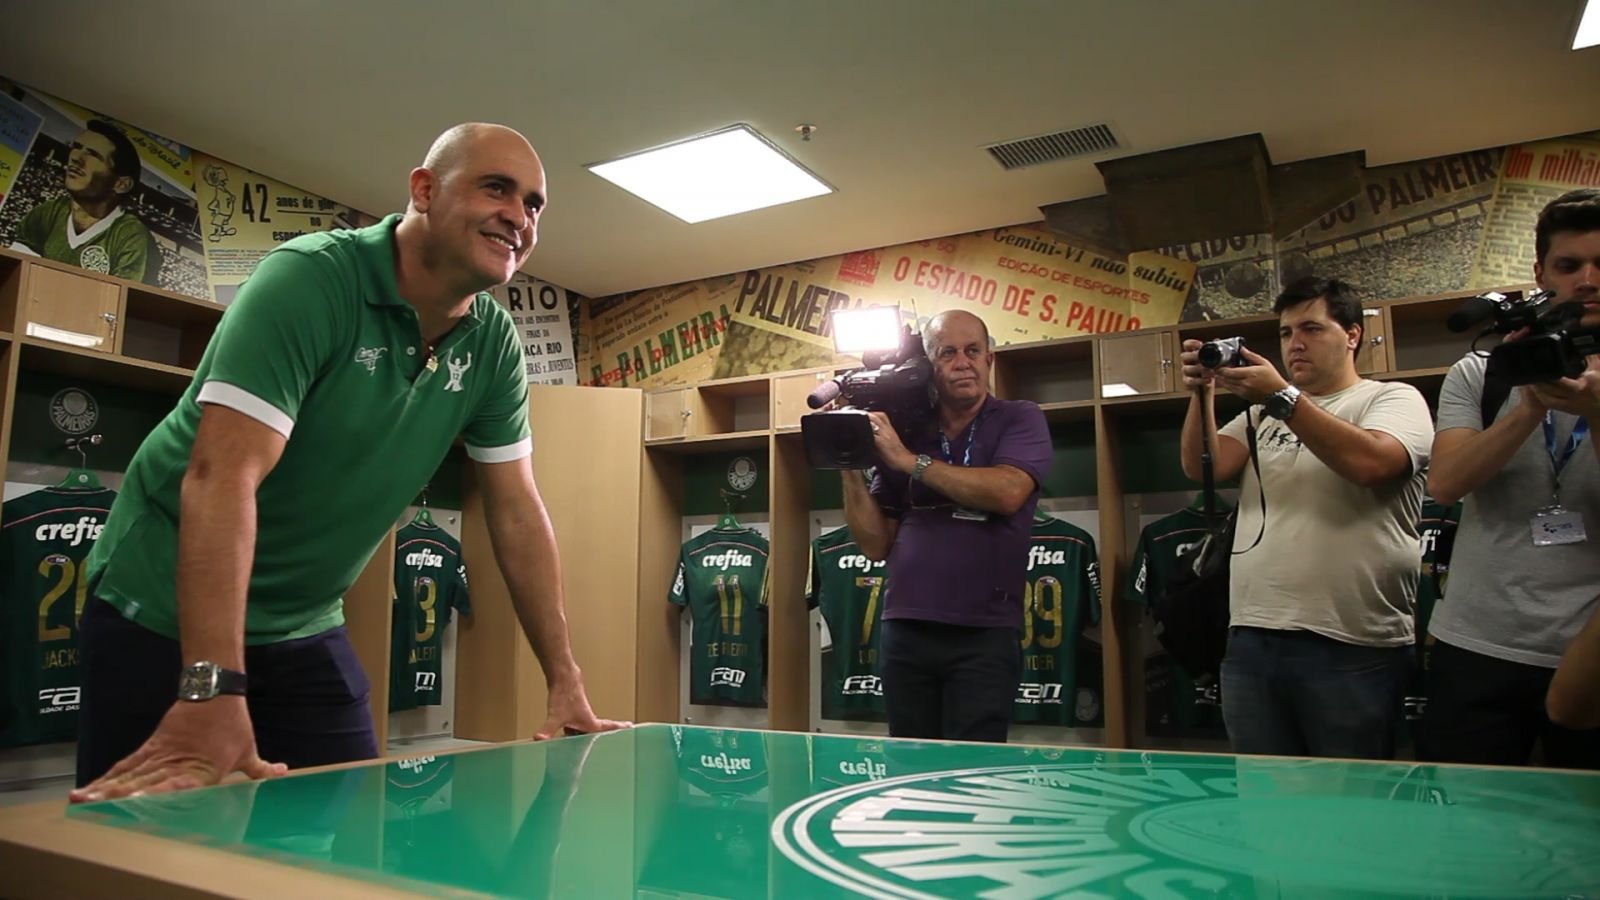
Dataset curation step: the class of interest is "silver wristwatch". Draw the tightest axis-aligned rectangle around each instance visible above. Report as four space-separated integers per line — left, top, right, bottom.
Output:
911 454 934 481
178 661 247 701
1264 385 1302 421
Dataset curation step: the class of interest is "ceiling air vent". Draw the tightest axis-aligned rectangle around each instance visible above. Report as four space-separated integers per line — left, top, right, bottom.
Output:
984 124 1120 171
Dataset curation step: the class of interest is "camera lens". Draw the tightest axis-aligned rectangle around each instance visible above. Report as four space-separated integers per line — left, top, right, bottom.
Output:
1198 342 1224 368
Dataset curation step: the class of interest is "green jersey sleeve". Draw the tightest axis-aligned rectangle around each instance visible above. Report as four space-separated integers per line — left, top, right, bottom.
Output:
461 308 532 462
196 248 348 435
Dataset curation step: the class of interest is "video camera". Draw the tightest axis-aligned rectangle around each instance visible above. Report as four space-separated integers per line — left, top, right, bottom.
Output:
800 322 935 470
1448 290 1600 385
1198 336 1248 369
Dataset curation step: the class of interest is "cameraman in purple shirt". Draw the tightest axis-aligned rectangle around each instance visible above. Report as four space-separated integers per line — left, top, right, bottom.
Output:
841 310 1054 742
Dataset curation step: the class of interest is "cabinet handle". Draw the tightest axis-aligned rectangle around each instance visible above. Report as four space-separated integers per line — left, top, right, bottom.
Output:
101 313 117 331
1159 358 1173 369
1369 335 1384 346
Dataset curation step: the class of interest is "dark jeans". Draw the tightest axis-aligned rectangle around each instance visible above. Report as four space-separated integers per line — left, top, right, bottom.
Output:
1220 626 1409 759
880 618 1021 743
1419 639 1600 770
76 595 379 787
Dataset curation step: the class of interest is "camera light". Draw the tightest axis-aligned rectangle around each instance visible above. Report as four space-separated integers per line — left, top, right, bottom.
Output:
831 306 904 355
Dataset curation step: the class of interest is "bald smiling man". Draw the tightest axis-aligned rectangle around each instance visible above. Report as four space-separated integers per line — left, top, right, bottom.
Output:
72 124 627 802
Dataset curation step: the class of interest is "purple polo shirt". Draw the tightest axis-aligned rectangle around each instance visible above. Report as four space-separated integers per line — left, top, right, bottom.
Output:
869 394 1053 629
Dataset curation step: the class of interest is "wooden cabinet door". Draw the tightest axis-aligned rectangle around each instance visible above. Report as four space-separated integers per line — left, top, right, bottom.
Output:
24 266 122 353
1098 331 1174 396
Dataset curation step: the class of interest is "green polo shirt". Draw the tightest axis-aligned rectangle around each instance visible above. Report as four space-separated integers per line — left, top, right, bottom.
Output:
85 214 531 644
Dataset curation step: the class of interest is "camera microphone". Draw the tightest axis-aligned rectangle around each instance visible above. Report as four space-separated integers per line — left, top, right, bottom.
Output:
806 379 843 409
1446 294 1499 333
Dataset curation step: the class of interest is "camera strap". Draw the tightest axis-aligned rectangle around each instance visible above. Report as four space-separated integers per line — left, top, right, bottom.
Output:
1234 409 1267 555
1544 412 1589 498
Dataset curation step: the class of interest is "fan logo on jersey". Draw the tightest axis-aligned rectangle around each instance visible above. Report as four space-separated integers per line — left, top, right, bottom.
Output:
841 674 882 697
37 685 80 713
709 666 747 688
405 548 445 568
1016 682 1063 705
35 517 104 547
700 752 753 775
700 550 754 570
444 351 473 392
354 346 388 374
836 554 886 572
1027 546 1068 571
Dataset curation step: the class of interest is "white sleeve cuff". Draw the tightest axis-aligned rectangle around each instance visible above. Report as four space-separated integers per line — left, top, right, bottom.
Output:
8 242 39 257
196 381 295 439
467 436 533 464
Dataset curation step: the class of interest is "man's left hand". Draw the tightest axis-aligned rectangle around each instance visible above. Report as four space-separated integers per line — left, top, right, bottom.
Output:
1527 356 1600 421
866 411 918 474
1212 347 1290 404
535 682 631 741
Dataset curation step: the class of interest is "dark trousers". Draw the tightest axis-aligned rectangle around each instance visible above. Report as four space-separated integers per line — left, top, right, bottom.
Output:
1220 626 1409 759
76 595 379 787
1419 639 1600 770
880 618 1021 743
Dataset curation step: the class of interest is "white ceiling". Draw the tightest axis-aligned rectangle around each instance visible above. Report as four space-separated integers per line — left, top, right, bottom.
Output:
5 0 1599 299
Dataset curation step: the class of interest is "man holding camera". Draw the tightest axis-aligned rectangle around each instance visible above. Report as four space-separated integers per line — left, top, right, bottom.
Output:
1421 188 1600 769
840 309 1052 743
1179 276 1433 759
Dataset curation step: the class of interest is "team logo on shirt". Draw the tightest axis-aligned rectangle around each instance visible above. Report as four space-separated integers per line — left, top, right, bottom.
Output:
445 352 473 392
354 346 388 374
79 245 110 274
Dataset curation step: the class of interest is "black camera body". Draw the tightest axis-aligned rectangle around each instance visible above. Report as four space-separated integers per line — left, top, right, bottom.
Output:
1449 290 1600 386
800 325 936 470
1199 336 1248 369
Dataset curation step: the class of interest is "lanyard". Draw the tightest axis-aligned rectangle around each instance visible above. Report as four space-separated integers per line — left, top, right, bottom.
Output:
939 418 980 467
1543 412 1590 499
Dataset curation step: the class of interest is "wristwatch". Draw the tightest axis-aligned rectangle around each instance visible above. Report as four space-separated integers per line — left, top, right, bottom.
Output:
178 661 247 702
1264 385 1302 421
911 454 934 481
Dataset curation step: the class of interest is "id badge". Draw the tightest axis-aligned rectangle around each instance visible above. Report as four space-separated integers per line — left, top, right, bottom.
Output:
1531 507 1588 547
952 506 989 522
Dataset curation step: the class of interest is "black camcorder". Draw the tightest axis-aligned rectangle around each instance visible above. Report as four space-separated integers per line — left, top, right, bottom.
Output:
1199 336 1248 369
1448 290 1599 386
800 324 935 469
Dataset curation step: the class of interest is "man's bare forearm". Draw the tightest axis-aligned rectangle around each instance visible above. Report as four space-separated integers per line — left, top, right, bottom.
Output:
176 468 255 670
908 461 1033 515
841 471 897 561
1428 403 1544 504
486 490 582 690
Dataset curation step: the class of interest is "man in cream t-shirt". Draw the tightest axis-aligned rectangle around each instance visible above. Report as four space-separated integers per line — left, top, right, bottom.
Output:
1178 276 1433 759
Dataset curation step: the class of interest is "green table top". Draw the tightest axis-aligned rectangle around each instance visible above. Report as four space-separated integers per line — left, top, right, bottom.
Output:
68 723 1600 898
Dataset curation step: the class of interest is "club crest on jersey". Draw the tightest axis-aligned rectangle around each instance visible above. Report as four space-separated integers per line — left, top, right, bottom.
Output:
701 551 753 570
36 517 104 547
79 245 110 274
406 549 445 568
700 752 753 775
354 346 388 374
837 554 886 571
1028 546 1067 571
444 351 472 392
